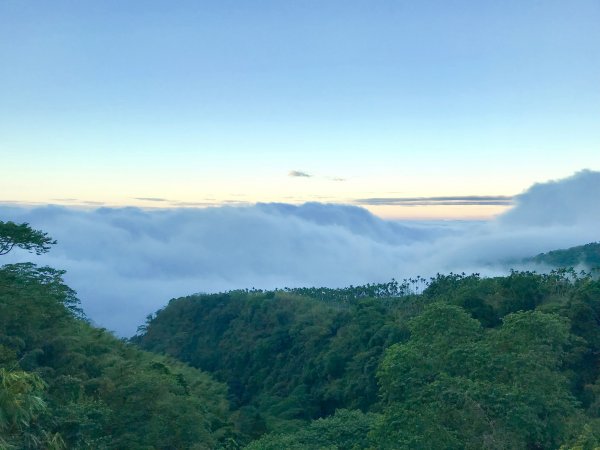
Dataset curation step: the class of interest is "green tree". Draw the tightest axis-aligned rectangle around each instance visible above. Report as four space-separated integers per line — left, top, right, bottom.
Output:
0 368 64 449
0 221 55 256
373 304 579 449
1 220 236 448
244 409 376 450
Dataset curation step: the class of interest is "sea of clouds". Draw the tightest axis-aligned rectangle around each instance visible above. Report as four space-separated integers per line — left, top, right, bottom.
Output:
2 170 599 336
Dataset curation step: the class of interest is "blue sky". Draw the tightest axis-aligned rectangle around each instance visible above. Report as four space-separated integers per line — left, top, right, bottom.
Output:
1 0 599 218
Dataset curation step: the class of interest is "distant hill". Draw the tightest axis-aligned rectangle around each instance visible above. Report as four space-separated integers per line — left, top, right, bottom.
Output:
526 242 600 269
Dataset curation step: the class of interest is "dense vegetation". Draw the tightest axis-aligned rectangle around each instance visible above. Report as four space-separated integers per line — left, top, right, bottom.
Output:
0 221 235 449
2 219 600 448
527 242 600 271
137 269 600 449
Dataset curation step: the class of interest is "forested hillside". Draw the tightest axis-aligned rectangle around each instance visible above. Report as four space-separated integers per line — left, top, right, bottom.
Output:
0 221 236 449
527 242 600 270
137 269 600 449
3 220 600 449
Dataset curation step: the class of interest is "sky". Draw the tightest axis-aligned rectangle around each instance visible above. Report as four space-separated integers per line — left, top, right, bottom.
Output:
1 1 599 219
3 170 600 335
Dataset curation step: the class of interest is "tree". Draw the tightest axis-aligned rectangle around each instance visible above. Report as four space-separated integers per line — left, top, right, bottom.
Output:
245 409 377 450
373 305 579 449
0 221 56 256
0 368 64 449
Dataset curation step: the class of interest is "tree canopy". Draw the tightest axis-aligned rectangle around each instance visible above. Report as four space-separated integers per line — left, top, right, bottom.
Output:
0 221 236 449
138 269 600 449
0 221 56 256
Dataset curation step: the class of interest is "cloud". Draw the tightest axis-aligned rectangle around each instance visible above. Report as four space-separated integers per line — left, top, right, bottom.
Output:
289 170 312 178
500 170 600 226
48 198 105 206
134 197 170 202
1 170 599 337
355 195 514 206
81 201 105 205
288 171 347 181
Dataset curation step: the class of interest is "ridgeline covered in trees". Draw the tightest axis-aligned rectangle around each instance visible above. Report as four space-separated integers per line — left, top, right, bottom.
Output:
1 220 600 449
526 242 600 271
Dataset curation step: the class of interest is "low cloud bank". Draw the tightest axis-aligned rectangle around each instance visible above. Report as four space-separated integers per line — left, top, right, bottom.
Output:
2 170 599 336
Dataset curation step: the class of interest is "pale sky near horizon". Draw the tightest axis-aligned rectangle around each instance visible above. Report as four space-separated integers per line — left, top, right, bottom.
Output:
1 1 599 219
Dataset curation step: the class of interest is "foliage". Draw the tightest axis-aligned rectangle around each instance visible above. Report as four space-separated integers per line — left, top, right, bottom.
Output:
0 232 235 448
139 265 600 449
0 221 56 256
244 409 377 450
0 368 64 449
134 290 415 437
527 242 600 270
374 305 579 449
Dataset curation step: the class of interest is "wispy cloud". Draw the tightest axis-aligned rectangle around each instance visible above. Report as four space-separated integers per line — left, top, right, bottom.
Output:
289 170 347 181
134 197 170 202
355 195 514 206
51 199 105 206
289 170 311 178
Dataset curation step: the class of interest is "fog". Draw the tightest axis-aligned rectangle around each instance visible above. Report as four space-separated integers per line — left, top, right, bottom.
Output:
2 170 599 336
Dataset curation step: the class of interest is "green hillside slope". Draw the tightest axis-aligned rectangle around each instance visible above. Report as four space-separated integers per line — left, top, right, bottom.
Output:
138 271 600 449
527 242 600 269
0 222 235 449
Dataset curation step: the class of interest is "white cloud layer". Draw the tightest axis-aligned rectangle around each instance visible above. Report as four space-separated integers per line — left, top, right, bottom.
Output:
2 170 599 336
